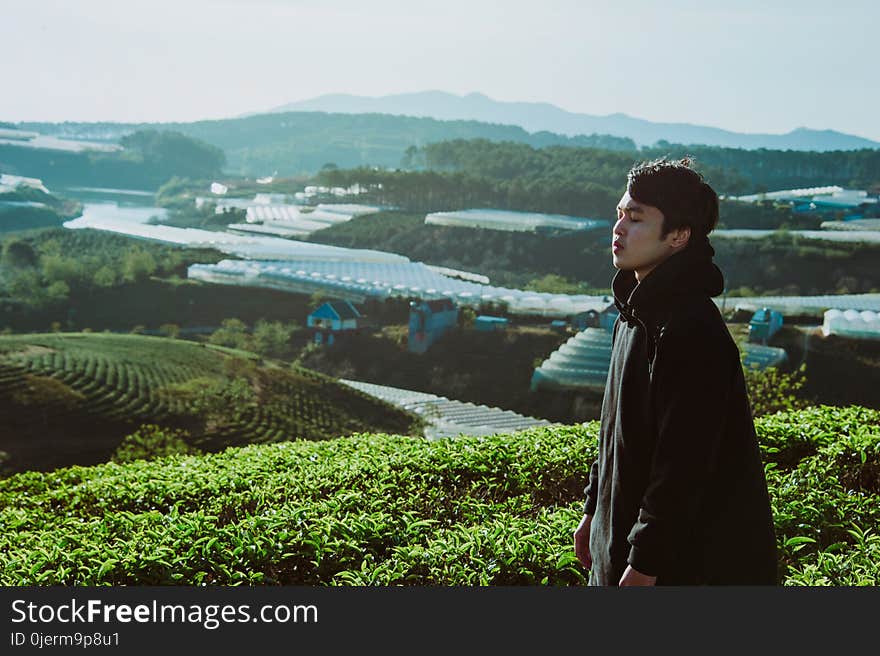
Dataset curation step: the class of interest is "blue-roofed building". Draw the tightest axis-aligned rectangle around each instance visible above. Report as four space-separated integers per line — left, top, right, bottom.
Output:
474 315 509 332
409 298 458 353
740 343 788 370
307 300 362 345
571 299 616 331
748 307 783 344
599 305 619 331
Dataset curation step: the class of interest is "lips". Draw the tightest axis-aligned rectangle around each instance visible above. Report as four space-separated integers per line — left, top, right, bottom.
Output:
612 241 624 251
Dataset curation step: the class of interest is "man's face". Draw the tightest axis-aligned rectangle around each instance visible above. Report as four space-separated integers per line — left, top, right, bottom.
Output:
612 191 688 281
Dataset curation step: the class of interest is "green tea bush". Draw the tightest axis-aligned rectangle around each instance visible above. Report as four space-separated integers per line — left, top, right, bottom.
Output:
111 424 201 464
0 406 877 586
0 333 421 472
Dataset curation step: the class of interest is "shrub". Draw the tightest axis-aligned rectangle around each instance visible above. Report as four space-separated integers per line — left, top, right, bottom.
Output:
743 362 811 417
159 323 180 339
2 405 877 586
111 424 200 464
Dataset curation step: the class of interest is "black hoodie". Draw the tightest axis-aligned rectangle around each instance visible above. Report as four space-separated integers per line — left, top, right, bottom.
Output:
582 237 777 585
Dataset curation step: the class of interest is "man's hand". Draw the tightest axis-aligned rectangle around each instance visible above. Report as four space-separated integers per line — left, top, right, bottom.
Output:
573 514 593 570
618 565 657 586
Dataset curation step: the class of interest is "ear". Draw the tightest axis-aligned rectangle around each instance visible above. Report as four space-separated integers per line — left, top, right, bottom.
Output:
669 226 691 249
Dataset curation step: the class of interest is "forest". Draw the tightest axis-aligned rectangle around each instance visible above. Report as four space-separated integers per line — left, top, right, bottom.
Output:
0 129 225 189
313 139 873 223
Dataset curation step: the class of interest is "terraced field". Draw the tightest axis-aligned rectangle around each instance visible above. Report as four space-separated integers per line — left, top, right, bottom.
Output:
0 333 420 473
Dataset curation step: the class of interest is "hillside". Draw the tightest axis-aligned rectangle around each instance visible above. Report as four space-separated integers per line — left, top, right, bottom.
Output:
0 129 224 190
13 117 880 193
1 405 877 585
17 114 634 178
0 187 82 233
0 333 421 474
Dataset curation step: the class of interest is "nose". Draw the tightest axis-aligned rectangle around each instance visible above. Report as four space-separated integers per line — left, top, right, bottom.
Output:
613 218 625 237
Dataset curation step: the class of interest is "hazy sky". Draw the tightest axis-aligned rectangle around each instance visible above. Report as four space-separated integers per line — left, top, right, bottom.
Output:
2 0 878 140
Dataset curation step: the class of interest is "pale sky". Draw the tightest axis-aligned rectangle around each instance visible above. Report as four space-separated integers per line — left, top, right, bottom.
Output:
2 0 878 140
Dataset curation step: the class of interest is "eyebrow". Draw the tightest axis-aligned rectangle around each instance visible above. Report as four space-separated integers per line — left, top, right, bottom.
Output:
616 203 645 213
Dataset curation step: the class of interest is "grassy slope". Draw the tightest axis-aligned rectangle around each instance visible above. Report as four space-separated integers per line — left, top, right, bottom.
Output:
0 333 420 473
0 405 877 586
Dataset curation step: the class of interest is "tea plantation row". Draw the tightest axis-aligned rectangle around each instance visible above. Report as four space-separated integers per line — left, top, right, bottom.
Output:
0 332 420 472
1 405 877 585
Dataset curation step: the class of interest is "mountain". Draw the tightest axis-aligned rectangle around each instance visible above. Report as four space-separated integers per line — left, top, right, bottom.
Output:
262 91 880 152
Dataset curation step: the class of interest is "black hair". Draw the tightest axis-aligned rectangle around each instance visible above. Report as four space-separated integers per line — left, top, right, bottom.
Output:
626 157 719 242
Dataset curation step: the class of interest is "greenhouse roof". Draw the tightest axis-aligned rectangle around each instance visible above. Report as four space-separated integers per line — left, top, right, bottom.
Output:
532 326 794 387
227 223 314 238
340 379 552 440
820 219 880 231
732 186 844 202
531 327 613 392
721 293 880 315
187 259 613 317
713 229 880 244
740 344 788 370
64 216 407 263
822 308 880 340
425 208 610 233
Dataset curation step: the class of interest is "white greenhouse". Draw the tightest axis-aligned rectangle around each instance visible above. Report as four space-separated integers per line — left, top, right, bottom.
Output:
340 379 552 440
187 259 610 317
425 209 609 233
822 309 880 340
722 294 880 317
531 327 613 392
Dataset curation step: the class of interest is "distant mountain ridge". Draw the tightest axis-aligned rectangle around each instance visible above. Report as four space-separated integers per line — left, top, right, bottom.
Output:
262 91 880 152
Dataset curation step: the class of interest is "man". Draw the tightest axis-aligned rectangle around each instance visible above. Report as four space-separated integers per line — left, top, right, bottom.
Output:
573 158 777 586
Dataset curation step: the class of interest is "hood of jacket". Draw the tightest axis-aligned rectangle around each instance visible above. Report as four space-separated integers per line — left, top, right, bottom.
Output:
612 236 724 327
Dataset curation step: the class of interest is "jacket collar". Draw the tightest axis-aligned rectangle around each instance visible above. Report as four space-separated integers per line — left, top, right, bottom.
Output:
612 236 724 326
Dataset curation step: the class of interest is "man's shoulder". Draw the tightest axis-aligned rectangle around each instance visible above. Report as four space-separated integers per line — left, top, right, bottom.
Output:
659 295 732 347
662 294 724 328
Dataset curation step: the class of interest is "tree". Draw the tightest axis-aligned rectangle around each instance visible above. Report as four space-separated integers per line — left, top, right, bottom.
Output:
525 274 583 295
45 280 70 302
2 240 37 268
93 266 117 288
209 318 250 350
159 323 180 339
120 130 226 180
122 250 157 283
459 306 476 328
41 254 83 286
7 270 43 301
251 319 297 359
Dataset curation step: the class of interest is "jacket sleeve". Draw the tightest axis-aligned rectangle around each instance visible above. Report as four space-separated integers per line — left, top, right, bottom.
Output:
582 460 599 515
626 320 733 576
582 316 620 516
